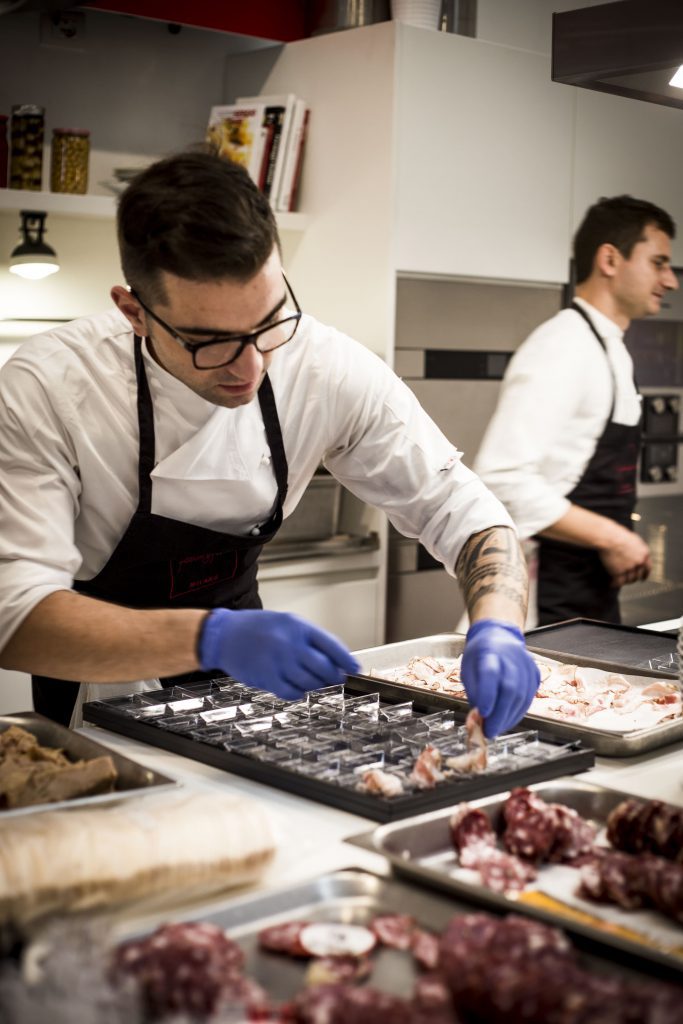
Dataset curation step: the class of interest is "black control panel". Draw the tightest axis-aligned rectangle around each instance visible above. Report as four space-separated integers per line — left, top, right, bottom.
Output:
640 392 682 484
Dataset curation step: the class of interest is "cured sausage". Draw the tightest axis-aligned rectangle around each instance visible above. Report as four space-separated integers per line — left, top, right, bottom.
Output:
112 920 268 1019
580 849 683 924
606 798 683 863
438 912 681 1024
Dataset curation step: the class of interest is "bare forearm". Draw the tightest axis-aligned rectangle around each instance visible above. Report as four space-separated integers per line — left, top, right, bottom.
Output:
455 526 528 629
540 504 625 549
0 591 207 683
540 505 650 585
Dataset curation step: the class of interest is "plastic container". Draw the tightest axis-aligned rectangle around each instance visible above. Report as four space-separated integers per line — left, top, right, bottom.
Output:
9 104 44 191
0 115 8 188
50 128 90 194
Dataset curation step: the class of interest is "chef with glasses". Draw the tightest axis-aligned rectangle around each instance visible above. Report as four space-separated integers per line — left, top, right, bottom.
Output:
0 151 538 735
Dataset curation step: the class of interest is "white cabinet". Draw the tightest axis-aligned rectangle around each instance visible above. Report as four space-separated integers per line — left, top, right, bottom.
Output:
248 21 576 311
259 554 383 651
393 29 574 282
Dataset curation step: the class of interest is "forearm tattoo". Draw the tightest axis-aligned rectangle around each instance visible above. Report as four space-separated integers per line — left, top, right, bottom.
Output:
455 527 528 620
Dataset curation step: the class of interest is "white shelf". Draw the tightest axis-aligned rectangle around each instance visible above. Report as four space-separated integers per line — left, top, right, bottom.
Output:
0 189 116 219
0 188 310 231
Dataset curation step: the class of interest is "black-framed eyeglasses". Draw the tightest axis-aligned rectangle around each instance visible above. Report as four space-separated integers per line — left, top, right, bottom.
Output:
130 273 302 370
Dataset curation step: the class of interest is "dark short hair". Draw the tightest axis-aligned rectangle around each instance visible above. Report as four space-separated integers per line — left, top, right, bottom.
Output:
117 149 279 304
573 195 676 284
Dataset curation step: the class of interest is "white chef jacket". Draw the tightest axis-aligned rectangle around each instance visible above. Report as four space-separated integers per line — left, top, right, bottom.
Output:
473 298 641 541
0 307 514 650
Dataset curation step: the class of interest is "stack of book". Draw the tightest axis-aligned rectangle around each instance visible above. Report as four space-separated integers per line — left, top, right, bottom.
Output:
206 94 310 213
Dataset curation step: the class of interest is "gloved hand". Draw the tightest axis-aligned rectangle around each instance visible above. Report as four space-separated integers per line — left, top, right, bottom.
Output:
198 608 360 701
461 619 540 739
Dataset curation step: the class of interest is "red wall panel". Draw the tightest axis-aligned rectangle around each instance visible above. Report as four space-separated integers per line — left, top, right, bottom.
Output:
81 1 310 42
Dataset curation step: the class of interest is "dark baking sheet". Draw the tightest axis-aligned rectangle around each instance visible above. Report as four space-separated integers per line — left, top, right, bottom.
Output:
349 779 683 974
525 618 678 672
83 678 594 823
0 711 177 817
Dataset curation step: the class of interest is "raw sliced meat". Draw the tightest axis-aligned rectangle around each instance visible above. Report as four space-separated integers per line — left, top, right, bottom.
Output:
258 920 311 957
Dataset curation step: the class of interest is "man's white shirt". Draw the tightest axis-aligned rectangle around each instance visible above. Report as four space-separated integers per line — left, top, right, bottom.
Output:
474 298 641 540
0 307 513 649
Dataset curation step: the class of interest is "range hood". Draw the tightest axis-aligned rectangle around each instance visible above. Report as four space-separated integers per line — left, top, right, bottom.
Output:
552 0 683 111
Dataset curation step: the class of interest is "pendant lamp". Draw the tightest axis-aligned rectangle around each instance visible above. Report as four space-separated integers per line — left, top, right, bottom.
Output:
9 210 60 280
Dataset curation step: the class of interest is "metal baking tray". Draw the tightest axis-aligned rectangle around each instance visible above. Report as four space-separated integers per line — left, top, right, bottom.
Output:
349 779 683 974
525 618 679 676
353 633 683 757
103 867 683 1002
102 867 682 999
0 711 178 818
83 678 594 823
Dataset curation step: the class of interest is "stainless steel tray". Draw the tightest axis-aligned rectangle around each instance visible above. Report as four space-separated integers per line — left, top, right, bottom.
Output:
0 711 178 818
349 778 683 973
353 633 683 757
107 867 680 999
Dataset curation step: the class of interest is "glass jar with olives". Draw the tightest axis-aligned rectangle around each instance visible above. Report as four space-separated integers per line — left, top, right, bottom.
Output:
50 128 90 194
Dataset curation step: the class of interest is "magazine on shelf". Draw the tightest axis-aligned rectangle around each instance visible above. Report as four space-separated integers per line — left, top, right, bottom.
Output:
275 99 310 212
237 92 297 203
205 103 269 186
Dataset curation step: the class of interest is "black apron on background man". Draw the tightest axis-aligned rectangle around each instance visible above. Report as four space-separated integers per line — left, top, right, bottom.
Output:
32 336 289 727
536 302 641 627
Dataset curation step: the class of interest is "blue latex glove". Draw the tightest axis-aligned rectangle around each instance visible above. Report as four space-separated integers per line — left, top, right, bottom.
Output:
198 608 360 701
461 619 540 739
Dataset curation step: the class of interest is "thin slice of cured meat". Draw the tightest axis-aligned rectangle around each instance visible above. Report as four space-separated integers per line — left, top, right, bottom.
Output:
371 913 415 950
410 744 444 789
258 920 312 957
444 710 488 774
606 797 683 863
410 928 441 971
358 767 405 798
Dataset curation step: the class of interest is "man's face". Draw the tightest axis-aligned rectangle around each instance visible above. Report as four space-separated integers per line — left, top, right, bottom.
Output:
135 248 285 409
612 224 679 320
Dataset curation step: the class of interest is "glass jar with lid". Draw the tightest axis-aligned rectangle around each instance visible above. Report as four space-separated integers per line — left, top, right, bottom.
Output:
9 104 45 191
50 128 90 194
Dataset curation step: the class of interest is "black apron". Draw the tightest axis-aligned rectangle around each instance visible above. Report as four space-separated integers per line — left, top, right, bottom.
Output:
536 303 641 626
32 336 289 726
